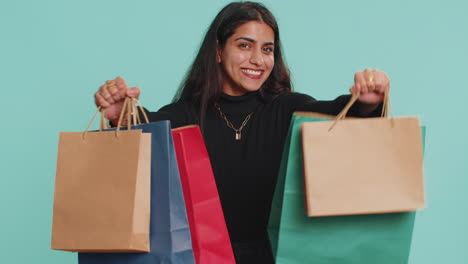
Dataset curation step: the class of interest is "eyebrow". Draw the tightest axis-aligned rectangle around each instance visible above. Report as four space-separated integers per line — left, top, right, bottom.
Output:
235 37 274 46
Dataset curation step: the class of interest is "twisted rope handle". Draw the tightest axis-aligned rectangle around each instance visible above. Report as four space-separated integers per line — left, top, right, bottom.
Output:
82 97 149 140
328 90 393 132
82 107 109 140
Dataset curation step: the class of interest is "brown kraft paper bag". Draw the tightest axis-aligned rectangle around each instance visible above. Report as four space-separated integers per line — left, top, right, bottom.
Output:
52 99 151 252
301 93 425 217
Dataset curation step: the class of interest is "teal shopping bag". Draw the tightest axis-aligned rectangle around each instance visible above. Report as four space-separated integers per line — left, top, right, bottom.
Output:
268 113 426 264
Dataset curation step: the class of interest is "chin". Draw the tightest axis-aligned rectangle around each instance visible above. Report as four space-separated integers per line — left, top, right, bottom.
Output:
241 82 264 92
241 86 262 93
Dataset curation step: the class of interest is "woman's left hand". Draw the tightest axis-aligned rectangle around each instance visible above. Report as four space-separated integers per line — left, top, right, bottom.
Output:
349 68 390 105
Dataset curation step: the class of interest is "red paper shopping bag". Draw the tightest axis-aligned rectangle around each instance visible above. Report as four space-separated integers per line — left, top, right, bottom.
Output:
172 125 236 264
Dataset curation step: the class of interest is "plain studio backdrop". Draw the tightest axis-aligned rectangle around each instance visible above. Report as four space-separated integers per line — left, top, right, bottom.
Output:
0 0 466 263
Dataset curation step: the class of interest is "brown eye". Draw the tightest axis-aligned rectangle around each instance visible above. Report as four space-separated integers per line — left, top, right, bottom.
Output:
239 43 250 49
263 46 273 53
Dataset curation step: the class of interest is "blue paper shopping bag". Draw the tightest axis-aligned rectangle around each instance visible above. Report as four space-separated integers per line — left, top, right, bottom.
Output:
79 120 195 264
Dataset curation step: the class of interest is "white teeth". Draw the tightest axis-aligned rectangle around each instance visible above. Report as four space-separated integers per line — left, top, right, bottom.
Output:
242 69 262 76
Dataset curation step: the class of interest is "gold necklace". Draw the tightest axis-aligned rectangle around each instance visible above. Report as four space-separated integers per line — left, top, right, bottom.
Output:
214 103 254 141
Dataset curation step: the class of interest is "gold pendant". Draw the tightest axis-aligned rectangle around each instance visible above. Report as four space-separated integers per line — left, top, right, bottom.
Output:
235 131 241 140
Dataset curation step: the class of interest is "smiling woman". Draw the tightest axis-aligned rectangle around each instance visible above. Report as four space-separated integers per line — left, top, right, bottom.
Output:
93 1 389 263
217 21 275 96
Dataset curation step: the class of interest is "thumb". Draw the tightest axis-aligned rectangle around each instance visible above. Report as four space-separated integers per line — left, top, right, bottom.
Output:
349 85 360 95
126 86 140 99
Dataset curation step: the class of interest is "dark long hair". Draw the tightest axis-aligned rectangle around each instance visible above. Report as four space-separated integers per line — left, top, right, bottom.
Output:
173 1 292 128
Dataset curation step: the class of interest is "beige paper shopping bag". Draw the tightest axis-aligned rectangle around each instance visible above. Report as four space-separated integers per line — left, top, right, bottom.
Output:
51 98 151 252
301 93 425 217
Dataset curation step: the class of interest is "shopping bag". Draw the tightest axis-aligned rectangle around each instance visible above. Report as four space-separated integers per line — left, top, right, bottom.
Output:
268 110 426 264
52 105 152 252
301 94 425 216
79 99 195 263
172 125 236 264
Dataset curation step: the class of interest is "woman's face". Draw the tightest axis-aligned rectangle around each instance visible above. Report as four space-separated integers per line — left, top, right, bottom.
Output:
218 21 275 96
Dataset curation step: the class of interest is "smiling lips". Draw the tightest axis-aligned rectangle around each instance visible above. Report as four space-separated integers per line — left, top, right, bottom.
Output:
241 68 264 79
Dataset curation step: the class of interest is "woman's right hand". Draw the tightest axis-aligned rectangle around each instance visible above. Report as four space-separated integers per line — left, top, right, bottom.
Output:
94 76 141 125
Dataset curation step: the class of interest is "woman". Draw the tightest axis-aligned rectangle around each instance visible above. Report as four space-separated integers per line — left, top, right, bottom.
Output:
95 2 389 263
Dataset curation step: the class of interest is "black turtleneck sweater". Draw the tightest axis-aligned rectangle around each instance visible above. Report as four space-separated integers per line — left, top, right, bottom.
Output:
145 91 378 262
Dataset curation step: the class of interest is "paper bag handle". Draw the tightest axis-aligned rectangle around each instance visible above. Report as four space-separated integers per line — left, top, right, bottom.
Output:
115 97 150 136
82 107 110 140
128 97 149 125
82 97 150 140
328 91 394 131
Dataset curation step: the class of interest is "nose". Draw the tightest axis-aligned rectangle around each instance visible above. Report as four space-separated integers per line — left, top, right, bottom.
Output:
249 48 264 66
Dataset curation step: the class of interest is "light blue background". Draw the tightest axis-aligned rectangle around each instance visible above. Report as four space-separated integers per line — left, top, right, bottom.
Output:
1 0 466 263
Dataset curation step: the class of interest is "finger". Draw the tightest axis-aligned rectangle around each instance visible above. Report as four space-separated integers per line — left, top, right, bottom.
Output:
99 84 116 104
349 85 357 94
95 92 111 108
115 76 128 97
354 72 368 93
107 83 118 96
366 69 376 92
373 70 385 94
126 86 140 99
376 70 391 94
107 82 124 102
104 79 118 97
382 71 391 94
96 85 112 106
362 68 375 94
363 67 373 76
